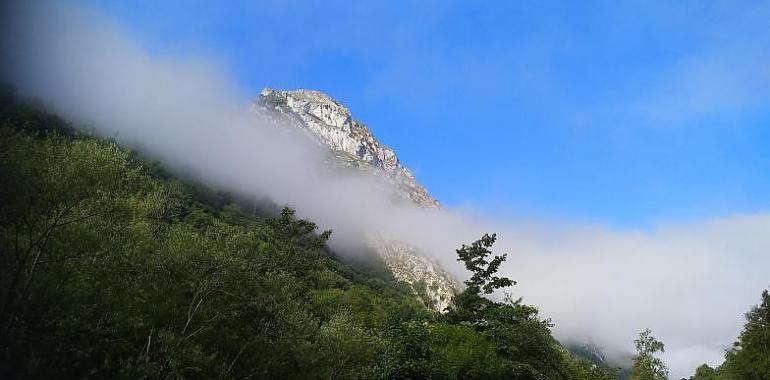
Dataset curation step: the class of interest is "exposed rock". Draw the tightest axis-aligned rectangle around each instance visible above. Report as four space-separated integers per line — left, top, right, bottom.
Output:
255 88 439 208
253 88 458 311
370 237 457 311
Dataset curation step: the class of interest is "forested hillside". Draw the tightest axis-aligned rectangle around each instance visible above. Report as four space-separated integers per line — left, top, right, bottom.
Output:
0 93 620 379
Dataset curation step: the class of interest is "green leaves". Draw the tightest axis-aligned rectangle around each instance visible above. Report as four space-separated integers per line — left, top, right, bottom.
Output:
717 289 770 380
631 329 668 380
455 233 515 294
447 234 615 380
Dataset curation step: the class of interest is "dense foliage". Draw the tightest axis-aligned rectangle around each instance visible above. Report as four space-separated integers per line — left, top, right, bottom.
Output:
687 289 770 380
0 94 622 379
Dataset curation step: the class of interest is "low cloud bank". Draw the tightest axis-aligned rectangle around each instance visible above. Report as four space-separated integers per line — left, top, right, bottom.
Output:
3 2 768 377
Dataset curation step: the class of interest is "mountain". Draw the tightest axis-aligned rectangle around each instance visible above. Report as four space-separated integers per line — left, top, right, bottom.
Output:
253 88 458 311
0 89 623 380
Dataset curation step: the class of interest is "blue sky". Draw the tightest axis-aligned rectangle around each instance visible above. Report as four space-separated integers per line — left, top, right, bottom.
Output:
90 0 770 227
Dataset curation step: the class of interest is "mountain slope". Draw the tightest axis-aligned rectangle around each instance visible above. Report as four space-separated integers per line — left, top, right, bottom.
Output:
254 88 458 311
0 94 620 380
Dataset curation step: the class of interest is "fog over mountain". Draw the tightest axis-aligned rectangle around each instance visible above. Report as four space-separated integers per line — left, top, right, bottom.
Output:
3 1 769 377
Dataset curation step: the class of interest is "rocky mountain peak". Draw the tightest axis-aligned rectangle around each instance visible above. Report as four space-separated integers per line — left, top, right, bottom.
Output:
254 88 457 311
257 88 439 208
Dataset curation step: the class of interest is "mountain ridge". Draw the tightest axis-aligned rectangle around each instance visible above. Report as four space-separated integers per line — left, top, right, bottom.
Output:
253 88 457 311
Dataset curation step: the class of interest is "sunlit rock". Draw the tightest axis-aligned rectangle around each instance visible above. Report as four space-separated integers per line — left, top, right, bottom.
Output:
254 88 458 311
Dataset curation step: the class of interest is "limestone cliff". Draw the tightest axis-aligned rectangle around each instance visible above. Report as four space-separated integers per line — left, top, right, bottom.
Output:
253 88 458 311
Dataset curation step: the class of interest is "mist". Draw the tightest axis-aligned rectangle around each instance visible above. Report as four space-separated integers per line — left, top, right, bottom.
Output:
3 1 769 377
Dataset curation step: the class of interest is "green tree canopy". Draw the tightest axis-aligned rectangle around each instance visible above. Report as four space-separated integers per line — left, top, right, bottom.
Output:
720 289 770 380
631 329 668 380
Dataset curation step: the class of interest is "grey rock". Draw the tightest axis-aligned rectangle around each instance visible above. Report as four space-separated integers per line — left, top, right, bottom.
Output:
253 88 458 311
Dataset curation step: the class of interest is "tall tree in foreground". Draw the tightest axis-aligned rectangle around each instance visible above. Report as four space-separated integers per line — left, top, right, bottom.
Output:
631 329 668 380
447 233 515 323
445 233 620 380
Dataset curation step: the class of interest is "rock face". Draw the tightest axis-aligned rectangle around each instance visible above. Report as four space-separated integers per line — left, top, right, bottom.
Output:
254 88 458 311
256 88 438 208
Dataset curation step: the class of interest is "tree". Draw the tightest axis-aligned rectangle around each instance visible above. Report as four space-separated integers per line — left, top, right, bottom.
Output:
456 233 515 294
720 289 770 380
446 234 587 379
688 364 717 380
631 329 668 380
447 233 516 323
0 132 140 345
